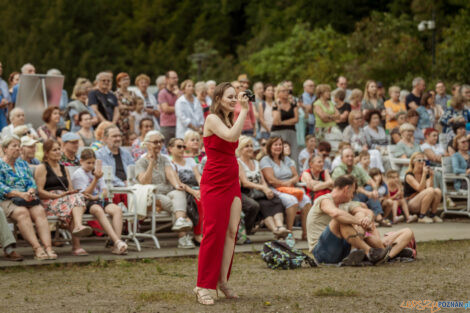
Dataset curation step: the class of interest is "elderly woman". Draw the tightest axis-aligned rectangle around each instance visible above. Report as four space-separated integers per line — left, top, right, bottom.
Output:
67 83 98 132
175 80 204 138
237 136 289 239
131 117 155 160
183 130 205 163
392 123 422 177
271 83 300 164
37 106 61 141
404 152 442 224
440 92 470 134
35 139 90 256
168 137 202 245
115 72 137 145
301 155 333 201
451 134 470 191
0 135 56 260
1 108 39 138
195 81 210 119
134 74 160 130
362 80 385 119
260 136 311 239
364 109 388 151
136 131 194 249
77 111 96 147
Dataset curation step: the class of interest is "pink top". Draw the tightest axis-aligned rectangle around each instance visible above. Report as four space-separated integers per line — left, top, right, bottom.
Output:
234 101 256 131
158 88 179 127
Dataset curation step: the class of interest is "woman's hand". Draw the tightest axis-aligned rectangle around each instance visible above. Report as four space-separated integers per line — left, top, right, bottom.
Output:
146 149 156 165
238 92 249 110
262 186 274 199
82 193 99 201
191 189 201 201
18 191 33 202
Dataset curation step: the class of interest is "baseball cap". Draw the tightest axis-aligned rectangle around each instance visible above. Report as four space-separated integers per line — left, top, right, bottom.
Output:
62 132 80 143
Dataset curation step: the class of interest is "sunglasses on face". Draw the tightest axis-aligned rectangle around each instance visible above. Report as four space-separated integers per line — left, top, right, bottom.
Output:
176 145 186 149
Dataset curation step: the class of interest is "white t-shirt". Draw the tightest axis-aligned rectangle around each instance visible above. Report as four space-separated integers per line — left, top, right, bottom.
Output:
420 142 445 157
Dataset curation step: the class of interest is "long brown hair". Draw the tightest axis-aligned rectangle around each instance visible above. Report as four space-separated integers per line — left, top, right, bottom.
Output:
42 139 60 163
210 82 234 127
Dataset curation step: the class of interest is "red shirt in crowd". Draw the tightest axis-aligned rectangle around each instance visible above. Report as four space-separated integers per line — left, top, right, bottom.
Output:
234 101 256 131
158 88 179 127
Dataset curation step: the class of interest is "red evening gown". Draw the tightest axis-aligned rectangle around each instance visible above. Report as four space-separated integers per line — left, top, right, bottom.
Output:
197 134 241 289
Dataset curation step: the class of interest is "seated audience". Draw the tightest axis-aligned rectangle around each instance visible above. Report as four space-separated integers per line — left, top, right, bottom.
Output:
406 109 424 144
20 136 40 165
71 148 128 255
237 136 289 239
404 152 443 223
168 137 202 246
393 123 422 177
131 117 156 161
95 125 135 187
60 132 80 166
0 135 54 260
90 121 113 151
331 147 390 227
37 106 61 141
1 108 39 138
135 131 194 249
260 136 311 238
451 134 470 191
364 109 388 152
306 175 391 265
67 82 98 132
439 92 470 134
334 89 351 132
35 139 90 255
76 112 96 147
384 170 417 223
301 155 333 201
298 135 316 172
0 207 23 261
421 128 446 165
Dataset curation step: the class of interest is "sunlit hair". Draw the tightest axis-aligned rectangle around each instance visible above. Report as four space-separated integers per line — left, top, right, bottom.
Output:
236 135 253 157
274 82 289 100
350 88 363 102
348 109 362 125
194 81 207 95
210 82 235 127
399 123 415 134
94 121 114 141
142 130 164 149
1 135 20 149
363 80 377 102
135 74 150 86
315 84 331 99
266 136 284 161
388 85 400 96
308 155 324 166
180 79 193 92
453 133 468 151
42 139 60 163
183 130 200 143
406 152 425 173
42 106 60 123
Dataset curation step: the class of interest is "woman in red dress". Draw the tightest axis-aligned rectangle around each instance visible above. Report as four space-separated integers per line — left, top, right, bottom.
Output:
194 82 249 305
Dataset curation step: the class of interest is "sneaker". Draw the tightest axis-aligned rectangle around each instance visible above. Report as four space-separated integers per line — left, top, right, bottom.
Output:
395 247 414 259
178 235 195 249
393 216 405 224
406 215 418 223
367 246 392 265
432 215 443 223
171 217 193 232
418 216 433 224
340 249 365 266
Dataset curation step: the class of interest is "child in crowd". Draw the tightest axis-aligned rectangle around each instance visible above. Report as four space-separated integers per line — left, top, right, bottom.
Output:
71 148 128 255
331 142 352 171
298 134 316 172
383 170 418 224
357 150 370 172
130 97 149 136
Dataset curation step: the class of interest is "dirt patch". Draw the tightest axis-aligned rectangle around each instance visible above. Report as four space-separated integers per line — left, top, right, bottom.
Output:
1 240 469 313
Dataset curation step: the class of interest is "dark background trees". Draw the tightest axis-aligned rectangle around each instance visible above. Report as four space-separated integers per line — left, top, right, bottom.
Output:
0 0 468 92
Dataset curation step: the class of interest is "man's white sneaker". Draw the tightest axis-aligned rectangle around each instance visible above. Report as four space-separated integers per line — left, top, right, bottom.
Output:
172 217 193 232
178 235 195 249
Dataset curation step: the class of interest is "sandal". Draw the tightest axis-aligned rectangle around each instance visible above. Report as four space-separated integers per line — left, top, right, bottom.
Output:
112 240 128 255
193 287 215 305
34 247 49 261
378 219 392 227
72 226 93 237
274 226 290 239
72 248 89 256
217 282 239 299
45 247 58 260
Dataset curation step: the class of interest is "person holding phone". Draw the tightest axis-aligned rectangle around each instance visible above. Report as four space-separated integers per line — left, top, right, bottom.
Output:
403 152 443 224
72 149 128 255
35 139 90 256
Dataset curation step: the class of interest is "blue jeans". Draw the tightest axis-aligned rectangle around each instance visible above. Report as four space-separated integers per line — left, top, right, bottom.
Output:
312 225 351 264
354 187 384 216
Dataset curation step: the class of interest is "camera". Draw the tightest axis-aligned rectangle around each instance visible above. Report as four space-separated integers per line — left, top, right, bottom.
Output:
243 89 255 102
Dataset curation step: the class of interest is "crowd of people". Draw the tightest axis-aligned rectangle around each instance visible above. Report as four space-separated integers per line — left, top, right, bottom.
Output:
0 60 467 265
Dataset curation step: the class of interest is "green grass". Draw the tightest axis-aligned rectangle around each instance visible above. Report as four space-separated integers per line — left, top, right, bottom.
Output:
313 286 360 297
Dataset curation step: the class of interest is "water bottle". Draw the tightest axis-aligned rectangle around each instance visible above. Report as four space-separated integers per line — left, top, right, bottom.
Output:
285 233 295 248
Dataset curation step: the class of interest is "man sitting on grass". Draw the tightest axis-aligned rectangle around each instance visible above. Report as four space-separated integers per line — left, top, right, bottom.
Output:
306 174 415 265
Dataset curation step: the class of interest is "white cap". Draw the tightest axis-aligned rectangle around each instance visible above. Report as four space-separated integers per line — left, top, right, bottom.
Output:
20 136 38 147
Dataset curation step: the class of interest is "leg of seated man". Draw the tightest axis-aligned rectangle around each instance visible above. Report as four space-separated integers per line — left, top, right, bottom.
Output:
312 221 352 264
331 219 371 254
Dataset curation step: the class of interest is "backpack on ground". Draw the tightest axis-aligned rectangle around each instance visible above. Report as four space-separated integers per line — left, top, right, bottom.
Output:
261 240 317 270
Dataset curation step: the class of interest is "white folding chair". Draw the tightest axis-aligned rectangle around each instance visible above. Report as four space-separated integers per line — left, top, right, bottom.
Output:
441 157 470 218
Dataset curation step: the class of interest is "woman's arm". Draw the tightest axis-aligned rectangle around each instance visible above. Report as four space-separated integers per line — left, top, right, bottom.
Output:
164 165 183 190
112 106 120 124
261 167 290 188
314 103 331 123
288 166 299 185
258 102 269 131
452 154 467 174
192 165 202 185
137 159 155 185
38 128 48 142
35 165 61 199
405 172 427 193
280 106 299 126
423 148 441 163
301 171 332 191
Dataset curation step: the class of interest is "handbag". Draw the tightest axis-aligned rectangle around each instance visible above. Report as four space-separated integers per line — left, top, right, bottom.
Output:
249 188 266 199
276 187 304 201
11 195 40 208
186 193 199 226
